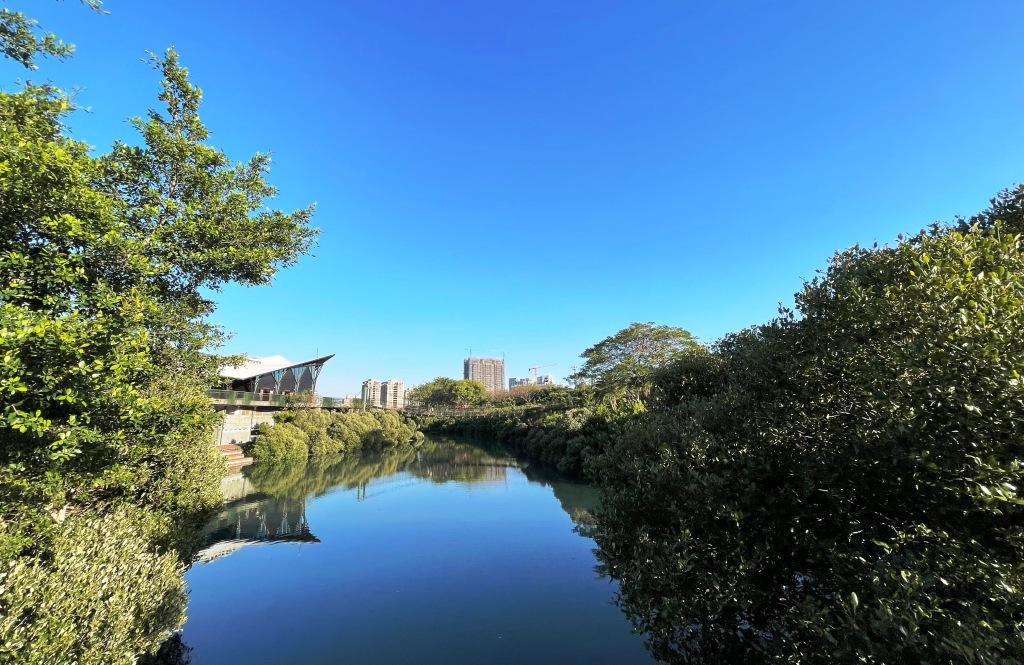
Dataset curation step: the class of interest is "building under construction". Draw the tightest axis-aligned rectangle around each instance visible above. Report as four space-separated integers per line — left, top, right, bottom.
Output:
464 356 505 393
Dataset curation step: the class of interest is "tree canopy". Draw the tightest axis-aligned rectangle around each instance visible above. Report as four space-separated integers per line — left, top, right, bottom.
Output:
0 1 101 69
0 4 317 662
410 378 488 408
569 322 702 402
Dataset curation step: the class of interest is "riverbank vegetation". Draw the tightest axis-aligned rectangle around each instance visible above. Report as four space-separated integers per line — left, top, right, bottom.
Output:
425 189 1024 663
423 385 612 476
249 409 424 463
409 377 489 410
0 5 315 663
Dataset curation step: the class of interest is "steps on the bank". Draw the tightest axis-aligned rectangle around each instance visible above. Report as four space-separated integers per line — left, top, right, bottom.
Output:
216 443 253 472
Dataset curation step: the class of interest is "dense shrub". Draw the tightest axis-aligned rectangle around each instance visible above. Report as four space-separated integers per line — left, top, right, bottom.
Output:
253 409 422 462
483 385 594 410
249 423 309 463
594 220 1024 663
0 507 186 665
308 428 343 457
427 401 631 477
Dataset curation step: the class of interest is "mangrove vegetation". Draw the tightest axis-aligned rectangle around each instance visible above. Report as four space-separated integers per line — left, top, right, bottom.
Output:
424 188 1024 663
249 409 424 463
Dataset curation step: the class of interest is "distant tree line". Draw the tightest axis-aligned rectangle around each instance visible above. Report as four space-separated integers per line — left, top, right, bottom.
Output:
409 377 489 410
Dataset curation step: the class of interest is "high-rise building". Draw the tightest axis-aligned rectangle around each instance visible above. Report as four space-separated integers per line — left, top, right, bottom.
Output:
381 379 406 409
509 377 534 390
361 379 382 407
464 357 505 394
536 374 558 386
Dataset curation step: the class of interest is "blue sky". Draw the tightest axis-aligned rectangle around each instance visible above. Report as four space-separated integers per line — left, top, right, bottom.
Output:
8 1 1024 396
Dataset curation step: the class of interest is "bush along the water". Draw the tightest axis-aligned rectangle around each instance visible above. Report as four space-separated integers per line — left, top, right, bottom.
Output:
419 355 680 478
250 423 310 463
593 206 1024 663
249 409 423 463
427 402 629 478
0 506 187 665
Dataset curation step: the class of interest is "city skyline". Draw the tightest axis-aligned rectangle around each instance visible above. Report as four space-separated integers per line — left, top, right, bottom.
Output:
361 378 408 409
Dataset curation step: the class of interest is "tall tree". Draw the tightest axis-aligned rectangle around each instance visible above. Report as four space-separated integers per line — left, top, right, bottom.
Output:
410 378 488 409
0 1 101 69
570 322 702 403
0 5 318 661
1 49 316 543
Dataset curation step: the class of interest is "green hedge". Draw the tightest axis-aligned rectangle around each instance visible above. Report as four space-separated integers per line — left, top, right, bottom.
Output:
250 422 310 463
424 403 631 477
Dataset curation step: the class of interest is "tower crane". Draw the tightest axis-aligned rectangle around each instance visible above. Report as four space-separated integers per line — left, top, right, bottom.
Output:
527 364 556 381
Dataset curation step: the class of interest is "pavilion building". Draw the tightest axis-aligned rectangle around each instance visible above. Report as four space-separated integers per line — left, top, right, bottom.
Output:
219 354 334 396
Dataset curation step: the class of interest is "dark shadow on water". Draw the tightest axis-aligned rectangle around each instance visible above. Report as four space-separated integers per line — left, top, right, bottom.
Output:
139 634 192 665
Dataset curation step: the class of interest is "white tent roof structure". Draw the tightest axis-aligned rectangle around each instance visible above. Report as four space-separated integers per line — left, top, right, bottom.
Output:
219 354 335 380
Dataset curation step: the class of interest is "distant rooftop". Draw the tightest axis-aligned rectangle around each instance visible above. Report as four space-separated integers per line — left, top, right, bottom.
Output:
220 354 335 381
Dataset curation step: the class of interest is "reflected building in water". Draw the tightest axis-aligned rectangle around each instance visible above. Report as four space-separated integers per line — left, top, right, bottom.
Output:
195 475 318 563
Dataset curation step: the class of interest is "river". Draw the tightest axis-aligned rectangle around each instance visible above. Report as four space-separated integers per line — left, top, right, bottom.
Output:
173 437 654 664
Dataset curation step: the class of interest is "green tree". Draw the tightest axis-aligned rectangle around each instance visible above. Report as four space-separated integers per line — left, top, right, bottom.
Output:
410 377 488 409
0 1 101 69
569 322 701 404
0 4 317 661
1 48 315 550
964 183 1024 234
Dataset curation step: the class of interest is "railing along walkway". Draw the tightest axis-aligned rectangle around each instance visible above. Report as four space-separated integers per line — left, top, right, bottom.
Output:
208 390 351 409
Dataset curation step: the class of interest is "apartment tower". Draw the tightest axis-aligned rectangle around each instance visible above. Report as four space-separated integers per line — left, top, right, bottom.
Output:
464 357 505 394
361 379 382 407
381 379 406 410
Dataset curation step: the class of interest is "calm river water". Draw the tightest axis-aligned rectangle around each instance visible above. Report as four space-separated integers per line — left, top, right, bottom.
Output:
177 438 653 664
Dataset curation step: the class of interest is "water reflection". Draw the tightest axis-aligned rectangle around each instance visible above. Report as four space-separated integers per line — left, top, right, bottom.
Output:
195 493 316 563
195 439 599 565
176 437 650 664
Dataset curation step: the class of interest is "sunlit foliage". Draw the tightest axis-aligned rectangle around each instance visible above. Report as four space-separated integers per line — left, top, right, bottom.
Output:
595 199 1024 663
0 4 315 662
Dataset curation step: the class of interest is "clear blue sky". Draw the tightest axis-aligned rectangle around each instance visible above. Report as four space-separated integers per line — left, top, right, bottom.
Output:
9 1 1024 396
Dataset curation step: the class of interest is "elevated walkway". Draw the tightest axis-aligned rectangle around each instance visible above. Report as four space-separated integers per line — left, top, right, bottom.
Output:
209 390 351 447
209 389 349 409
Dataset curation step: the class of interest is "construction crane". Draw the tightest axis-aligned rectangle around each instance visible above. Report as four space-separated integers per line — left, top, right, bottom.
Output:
527 364 556 381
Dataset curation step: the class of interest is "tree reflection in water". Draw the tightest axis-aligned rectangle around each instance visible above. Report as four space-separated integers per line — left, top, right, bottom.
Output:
138 634 192 665
171 437 605 659
194 438 601 562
